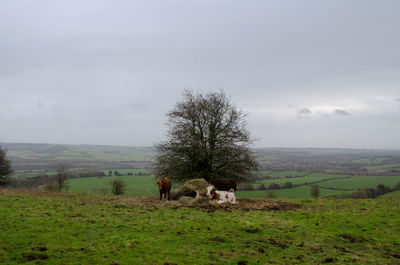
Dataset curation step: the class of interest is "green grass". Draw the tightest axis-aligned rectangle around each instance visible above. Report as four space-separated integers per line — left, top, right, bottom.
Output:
379 190 400 198
0 192 399 264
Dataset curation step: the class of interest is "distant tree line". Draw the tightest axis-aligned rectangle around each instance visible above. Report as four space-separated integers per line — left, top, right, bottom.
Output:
348 182 400 199
111 170 147 177
238 181 294 191
0 145 13 185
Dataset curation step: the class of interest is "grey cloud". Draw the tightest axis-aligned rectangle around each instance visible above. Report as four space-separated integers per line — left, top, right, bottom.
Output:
123 102 154 113
296 107 312 119
334 109 351 116
297 108 312 115
1 0 400 148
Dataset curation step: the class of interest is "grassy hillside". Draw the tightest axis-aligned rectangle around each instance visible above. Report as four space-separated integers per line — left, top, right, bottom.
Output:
0 191 399 264
2 143 155 171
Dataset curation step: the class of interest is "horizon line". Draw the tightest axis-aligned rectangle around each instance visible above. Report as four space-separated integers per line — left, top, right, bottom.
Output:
2 141 400 152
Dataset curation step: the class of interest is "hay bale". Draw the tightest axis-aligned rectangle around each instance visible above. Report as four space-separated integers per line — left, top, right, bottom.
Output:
178 196 210 207
178 196 196 205
170 178 209 200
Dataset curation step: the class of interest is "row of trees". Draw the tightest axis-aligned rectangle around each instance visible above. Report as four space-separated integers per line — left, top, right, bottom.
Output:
349 183 400 199
239 181 294 191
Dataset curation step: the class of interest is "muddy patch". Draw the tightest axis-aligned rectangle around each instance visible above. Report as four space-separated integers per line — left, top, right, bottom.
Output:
109 196 301 211
22 253 48 261
1 189 301 211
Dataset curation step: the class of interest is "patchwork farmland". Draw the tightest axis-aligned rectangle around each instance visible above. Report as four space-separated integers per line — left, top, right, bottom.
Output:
3 143 400 199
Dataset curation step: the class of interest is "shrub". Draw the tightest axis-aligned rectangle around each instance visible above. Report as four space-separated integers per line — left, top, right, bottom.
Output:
311 185 319 198
111 178 126 195
266 191 275 198
281 181 293 189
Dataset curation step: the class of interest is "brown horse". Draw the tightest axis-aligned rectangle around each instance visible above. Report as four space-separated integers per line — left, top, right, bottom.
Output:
157 177 171 201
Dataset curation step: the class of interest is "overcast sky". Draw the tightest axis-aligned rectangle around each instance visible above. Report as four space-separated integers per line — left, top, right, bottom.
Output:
1 0 399 149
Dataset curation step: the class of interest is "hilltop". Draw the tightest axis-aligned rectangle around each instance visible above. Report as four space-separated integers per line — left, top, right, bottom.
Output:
0 190 399 264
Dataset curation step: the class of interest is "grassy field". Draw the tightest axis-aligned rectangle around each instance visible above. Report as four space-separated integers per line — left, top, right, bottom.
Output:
254 173 349 186
318 175 400 190
68 175 160 196
0 191 399 264
367 163 400 171
380 190 400 198
352 157 386 165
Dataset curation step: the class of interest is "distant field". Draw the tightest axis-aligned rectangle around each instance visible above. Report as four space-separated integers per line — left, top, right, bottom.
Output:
68 175 160 196
318 175 400 190
367 163 400 170
352 157 386 165
237 186 352 199
255 173 349 186
380 190 400 198
7 144 155 162
262 171 309 178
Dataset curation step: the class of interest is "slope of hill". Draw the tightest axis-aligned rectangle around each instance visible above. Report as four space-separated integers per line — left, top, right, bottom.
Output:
0 191 399 264
1 143 155 170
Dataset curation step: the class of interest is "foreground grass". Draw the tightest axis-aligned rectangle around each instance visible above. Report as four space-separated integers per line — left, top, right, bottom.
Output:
1 192 399 264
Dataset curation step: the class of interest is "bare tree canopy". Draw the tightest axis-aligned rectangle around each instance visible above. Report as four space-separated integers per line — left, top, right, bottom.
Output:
0 145 13 185
155 90 258 182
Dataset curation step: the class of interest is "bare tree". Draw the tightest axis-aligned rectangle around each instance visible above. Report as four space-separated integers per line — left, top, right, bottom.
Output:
55 165 69 192
311 185 320 198
155 90 258 182
0 145 13 186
